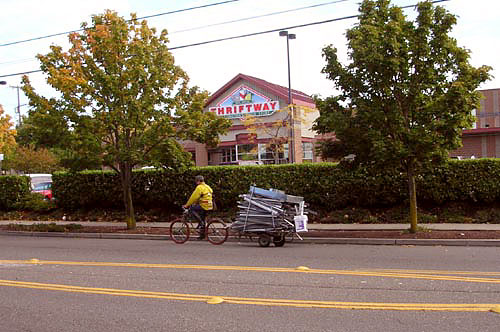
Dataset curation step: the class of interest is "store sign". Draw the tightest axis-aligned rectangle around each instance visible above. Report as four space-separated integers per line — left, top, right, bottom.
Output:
209 85 280 119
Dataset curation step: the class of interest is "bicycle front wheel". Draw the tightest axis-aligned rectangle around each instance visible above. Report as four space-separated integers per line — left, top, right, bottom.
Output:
170 218 190 244
206 218 228 245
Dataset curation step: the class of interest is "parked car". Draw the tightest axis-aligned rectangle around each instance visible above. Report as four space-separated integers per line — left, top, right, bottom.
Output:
25 174 53 201
32 181 53 200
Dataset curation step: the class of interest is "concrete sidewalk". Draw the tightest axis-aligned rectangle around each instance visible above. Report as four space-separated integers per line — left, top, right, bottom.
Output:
1 220 500 231
1 220 499 247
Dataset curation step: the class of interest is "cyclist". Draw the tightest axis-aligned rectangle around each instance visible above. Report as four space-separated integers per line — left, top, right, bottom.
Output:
183 175 213 239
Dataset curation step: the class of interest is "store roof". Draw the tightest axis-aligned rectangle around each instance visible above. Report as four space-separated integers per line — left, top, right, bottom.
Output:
205 73 314 106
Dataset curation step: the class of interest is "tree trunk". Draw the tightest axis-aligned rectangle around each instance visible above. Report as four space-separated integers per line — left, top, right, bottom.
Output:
407 163 418 233
120 162 136 229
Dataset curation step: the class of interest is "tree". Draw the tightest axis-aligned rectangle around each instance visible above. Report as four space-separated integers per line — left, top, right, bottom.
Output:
0 104 17 170
313 0 491 232
5 145 62 174
22 11 231 229
242 105 316 164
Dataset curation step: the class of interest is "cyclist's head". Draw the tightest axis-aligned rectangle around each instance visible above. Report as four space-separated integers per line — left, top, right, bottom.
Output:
195 175 204 184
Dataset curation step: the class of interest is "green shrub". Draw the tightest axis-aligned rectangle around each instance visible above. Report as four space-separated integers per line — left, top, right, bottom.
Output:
475 208 500 223
44 159 500 214
13 192 56 212
6 223 83 232
0 176 31 210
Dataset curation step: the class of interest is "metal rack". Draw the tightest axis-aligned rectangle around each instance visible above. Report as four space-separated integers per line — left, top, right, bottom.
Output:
231 186 309 247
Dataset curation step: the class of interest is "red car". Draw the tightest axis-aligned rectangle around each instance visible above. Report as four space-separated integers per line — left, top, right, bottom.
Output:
32 182 53 200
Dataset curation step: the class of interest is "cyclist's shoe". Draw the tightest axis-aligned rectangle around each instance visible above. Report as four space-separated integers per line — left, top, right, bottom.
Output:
198 231 206 240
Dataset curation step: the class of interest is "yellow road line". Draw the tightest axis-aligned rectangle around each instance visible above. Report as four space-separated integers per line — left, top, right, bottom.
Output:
1 259 499 284
0 279 497 312
365 269 500 277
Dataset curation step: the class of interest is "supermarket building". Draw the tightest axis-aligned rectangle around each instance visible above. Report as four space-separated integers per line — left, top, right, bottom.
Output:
182 73 320 166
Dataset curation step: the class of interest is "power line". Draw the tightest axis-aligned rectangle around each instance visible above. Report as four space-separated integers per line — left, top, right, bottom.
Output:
169 0 349 34
0 0 240 47
170 0 450 50
0 0 350 67
0 0 451 79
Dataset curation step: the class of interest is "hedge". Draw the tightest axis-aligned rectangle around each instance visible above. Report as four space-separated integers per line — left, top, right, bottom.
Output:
0 175 31 210
48 159 500 211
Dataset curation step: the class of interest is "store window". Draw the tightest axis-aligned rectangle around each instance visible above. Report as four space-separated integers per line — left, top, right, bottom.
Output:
259 143 288 164
237 144 258 161
221 146 237 163
303 142 313 162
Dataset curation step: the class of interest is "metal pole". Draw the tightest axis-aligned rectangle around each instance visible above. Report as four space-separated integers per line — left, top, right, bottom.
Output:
286 36 291 105
16 86 21 125
286 37 294 164
279 31 296 164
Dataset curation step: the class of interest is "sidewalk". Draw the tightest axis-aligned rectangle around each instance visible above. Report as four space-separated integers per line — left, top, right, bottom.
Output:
1 220 499 246
1 220 500 231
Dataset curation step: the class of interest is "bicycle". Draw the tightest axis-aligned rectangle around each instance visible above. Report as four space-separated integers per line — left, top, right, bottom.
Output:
169 208 229 245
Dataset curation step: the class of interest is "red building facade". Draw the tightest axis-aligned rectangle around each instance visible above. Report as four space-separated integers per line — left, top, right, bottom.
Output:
450 88 500 159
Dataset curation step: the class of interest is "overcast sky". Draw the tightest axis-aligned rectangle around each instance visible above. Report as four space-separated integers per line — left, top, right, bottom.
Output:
0 0 498 126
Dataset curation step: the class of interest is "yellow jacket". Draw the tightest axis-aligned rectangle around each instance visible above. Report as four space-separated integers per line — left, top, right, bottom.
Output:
185 182 213 210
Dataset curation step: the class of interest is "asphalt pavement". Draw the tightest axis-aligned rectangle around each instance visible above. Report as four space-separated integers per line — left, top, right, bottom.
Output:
1 220 499 246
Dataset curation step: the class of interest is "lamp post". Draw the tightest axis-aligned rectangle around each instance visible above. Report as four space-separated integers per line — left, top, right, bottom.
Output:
279 30 296 163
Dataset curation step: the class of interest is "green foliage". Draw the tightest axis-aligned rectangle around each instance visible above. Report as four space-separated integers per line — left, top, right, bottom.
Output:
144 139 194 171
4 145 63 173
6 223 83 232
51 159 500 213
13 192 56 212
315 0 491 168
0 176 31 210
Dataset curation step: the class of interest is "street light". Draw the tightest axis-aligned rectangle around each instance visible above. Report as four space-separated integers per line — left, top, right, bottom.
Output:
279 30 296 163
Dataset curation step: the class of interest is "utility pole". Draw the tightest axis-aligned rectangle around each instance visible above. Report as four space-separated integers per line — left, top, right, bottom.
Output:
10 85 22 125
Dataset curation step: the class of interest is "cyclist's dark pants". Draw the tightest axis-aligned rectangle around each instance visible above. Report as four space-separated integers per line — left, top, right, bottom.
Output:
189 204 207 229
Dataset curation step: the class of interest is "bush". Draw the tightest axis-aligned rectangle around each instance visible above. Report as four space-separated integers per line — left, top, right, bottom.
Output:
0 176 31 210
13 192 56 212
43 159 500 214
6 223 83 232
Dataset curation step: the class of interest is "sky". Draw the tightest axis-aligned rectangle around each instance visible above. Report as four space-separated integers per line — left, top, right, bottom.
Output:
0 0 499 127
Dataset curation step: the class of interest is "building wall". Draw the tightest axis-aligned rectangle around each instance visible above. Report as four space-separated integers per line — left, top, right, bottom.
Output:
450 88 500 159
450 136 483 158
477 89 500 128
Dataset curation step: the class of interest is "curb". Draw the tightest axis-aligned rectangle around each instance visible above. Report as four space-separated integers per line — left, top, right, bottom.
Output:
2 231 499 247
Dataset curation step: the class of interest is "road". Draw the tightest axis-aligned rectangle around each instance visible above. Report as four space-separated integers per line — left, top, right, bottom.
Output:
0 236 499 332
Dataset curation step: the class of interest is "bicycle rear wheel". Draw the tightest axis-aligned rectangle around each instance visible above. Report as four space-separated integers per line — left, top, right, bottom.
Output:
206 218 228 245
170 218 190 244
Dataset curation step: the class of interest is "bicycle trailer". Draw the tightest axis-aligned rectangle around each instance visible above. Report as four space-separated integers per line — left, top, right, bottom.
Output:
231 186 309 247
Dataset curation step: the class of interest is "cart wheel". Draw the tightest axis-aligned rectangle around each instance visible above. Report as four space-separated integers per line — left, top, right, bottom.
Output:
206 218 228 245
258 234 271 247
273 235 286 247
170 218 190 244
